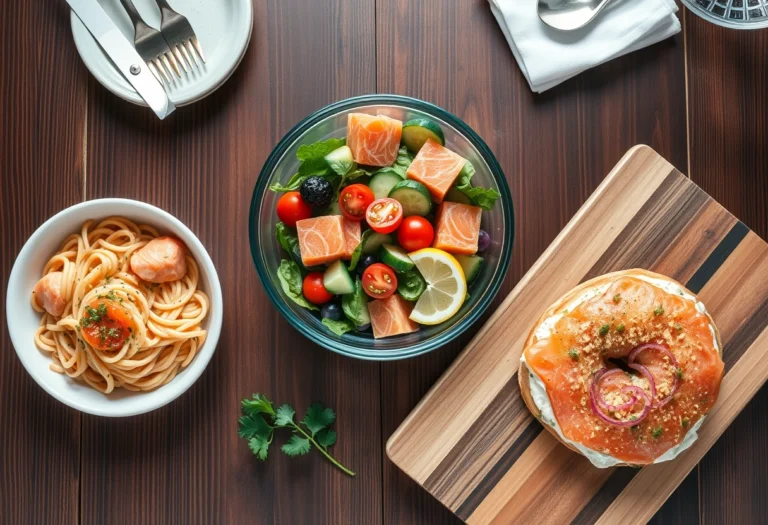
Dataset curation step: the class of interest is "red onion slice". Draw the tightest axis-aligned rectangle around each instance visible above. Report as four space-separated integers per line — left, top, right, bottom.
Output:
591 368 637 412
589 383 651 427
628 343 681 407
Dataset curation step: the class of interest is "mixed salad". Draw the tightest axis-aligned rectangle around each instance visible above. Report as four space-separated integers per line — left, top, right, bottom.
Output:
270 112 500 339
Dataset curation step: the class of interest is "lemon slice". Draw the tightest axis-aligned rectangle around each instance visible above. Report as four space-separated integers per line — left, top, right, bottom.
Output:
408 248 467 325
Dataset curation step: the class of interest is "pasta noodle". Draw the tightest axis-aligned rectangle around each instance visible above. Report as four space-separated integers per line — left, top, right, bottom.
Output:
31 217 209 394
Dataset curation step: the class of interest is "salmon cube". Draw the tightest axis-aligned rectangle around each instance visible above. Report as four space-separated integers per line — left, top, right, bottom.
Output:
368 294 419 339
406 139 466 203
341 218 361 259
296 215 347 267
433 201 482 255
347 113 403 167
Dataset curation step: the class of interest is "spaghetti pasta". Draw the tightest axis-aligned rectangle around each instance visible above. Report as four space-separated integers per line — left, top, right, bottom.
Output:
31 217 209 394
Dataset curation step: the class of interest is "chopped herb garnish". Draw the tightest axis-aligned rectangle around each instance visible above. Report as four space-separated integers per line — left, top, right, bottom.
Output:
79 303 108 327
654 306 664 316
682 418 690 429
568 348 579 361
630 425 640 433
616 323 625 333
599 324 610 336
629 415 638 421
613 294 622 303
652 427 663 439
675 323 683 331
675 368 684 380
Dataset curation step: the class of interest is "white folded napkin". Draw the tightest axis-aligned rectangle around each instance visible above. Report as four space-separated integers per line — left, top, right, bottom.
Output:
489 0 681 93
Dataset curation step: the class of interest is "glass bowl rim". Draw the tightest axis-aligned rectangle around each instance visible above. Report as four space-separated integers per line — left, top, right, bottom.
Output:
248 94 514 361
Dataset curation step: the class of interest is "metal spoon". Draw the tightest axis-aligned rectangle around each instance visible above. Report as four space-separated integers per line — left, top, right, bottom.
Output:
537 0 614 31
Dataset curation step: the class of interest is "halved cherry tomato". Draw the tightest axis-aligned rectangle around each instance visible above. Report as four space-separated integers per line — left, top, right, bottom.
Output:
362 263 398 299
397 216 435 252
277 191 312 227
80 299 135 351
303 272 334 305
365 198 403 234
339 184 375 221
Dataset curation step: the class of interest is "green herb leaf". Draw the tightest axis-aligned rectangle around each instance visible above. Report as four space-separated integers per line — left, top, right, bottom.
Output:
281 435 312 456
675 368 684 380
275 404 296 426
303 403 336 436
241 393 276 417
237 414 273 440
322 317 356 336
316 429 337 448
297 138 346 163
599 324 610 336
567 348 579 361
652 427 663 439
452 160 501 211
269 138 346 192
277 259 319 311
238 393 355 476
349 230 374 271
654 305 664 316
613 294 622 303
397 269 426 301
682 418 690 429
248 436 271 461
616 323 625 333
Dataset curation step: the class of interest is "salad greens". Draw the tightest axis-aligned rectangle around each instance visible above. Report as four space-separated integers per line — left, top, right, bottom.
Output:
349 230 375 271
269 138 346 192
238 393 355 476
453 160 501 211
277 260 318 311
397 269 426 302
341 279 370 328
321 317 356 336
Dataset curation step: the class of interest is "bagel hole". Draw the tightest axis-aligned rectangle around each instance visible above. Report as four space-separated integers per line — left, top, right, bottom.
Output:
607 357 633 374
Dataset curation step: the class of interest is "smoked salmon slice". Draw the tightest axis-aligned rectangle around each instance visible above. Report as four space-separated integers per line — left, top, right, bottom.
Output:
347 113 403 167
433 201 482 255
524 272 724 465
368 294 419 339
296 216 346 267
406 138 466 203
341 218 361 259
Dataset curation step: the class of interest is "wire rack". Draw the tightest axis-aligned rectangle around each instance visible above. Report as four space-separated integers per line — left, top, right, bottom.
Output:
683 0 768 28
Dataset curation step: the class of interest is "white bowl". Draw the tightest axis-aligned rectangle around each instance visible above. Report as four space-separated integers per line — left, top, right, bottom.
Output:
6 199 223 417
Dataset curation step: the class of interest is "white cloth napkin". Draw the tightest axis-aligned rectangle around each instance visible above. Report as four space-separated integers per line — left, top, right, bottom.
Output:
489 0 681 93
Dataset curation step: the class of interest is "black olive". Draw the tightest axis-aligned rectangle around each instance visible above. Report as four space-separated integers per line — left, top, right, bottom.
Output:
300 176 334 208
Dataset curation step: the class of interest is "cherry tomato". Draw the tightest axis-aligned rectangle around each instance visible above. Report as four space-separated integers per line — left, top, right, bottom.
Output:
80 299 135 351
277 191 312 227
302 272 334 305
397 216 435 252
365 198 403 234
339 184 375 221
361 263 398 299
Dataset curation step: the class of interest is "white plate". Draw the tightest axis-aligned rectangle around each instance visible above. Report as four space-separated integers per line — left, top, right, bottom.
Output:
71 0 253 106
6 199 223 417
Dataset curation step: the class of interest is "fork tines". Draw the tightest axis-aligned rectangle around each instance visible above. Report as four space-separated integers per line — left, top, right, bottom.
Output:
170 36 205 72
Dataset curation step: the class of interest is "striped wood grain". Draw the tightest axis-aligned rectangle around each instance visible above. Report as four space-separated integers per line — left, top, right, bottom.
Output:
386 146 768 525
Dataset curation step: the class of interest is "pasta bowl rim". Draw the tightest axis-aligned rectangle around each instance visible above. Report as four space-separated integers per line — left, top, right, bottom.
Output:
5 198 223 417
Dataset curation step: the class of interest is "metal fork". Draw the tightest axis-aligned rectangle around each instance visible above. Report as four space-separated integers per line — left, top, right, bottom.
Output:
156 0 206 73
119 0 180 84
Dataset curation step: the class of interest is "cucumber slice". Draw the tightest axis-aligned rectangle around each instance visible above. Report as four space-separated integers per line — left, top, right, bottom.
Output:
454 254 484 284
369 170 404 200
324 146 357 176
378 244 415 272
444 186 472 205
401 119 446 152
361 232 393 254
323 260 355 295
388 180 433 217
342 279 371 327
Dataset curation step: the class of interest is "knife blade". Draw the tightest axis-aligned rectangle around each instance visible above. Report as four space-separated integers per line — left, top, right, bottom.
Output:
67 0 176 120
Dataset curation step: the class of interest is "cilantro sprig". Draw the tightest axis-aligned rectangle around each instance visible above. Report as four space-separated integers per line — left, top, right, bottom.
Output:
238 393 355 476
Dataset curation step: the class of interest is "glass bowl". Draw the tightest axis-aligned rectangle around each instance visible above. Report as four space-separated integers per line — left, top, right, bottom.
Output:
249 94 513 360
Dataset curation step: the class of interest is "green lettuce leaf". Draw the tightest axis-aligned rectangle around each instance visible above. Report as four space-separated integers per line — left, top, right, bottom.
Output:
321 317 356 336
269 138 345 192
452 160 501 211
348 229 374 271
277 259 318 311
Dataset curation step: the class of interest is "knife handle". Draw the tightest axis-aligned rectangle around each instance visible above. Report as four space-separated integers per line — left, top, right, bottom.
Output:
120 0 149 33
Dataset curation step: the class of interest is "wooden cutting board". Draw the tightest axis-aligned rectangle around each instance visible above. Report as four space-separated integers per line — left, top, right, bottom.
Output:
386 145 768 525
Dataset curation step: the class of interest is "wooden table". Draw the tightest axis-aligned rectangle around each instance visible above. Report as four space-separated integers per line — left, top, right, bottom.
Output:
1 1 766 523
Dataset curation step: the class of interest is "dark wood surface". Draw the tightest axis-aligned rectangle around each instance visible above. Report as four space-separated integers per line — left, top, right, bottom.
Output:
0 1 765 524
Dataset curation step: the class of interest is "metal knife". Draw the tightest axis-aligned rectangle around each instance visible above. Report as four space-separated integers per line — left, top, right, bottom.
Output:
67 0 176 119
